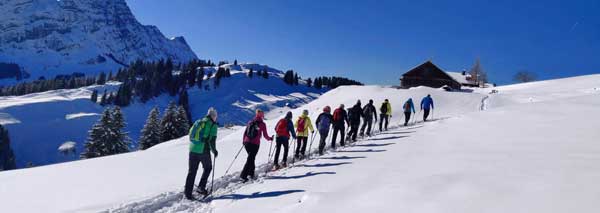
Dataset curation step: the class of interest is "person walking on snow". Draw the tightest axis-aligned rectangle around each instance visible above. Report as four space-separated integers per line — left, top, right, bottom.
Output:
331 104 349 148
294 110 314 159
403 98 416 126
273 111 296 169
184 107 219 200
346 100 363 142
359 99 378 137
241 109 273 182
379 99 392 131
420 94 434 121
316 106 334 155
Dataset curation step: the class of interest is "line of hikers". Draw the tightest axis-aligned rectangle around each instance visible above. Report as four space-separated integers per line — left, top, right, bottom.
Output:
183 95 435 200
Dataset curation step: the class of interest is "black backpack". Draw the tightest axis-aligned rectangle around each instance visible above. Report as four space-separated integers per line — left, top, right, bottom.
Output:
362 105 372 117
245 120 260 139
380 103 388 114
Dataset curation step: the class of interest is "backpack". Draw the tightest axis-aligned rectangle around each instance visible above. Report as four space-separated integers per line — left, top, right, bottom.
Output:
380 103 388 114
333 109 342 122
317 114 331 132
297 117 306 132
404 102 411 111
363 105 372 117
189 120 206 143
275 119 288 136
245 120 260 139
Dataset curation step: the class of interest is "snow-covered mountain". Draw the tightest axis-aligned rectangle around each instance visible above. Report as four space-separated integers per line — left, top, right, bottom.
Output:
0 0 197 82
2 74 599 212
0 63 322 168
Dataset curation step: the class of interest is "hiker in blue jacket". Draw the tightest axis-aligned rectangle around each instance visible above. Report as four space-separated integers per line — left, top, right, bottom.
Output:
420 94 434 121
316 106 333 155
403 98 416 126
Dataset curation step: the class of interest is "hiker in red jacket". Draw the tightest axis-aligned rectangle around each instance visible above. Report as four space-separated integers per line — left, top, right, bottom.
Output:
331 104 349 148
241 109 273 182
273 111 296 169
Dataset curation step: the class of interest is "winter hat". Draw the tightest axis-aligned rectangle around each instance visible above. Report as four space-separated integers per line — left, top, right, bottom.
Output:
339 104 345 109
323 106 331 113
369 99 374 104
207 107 218 120
303 109 309 115
357 100 361 105
285 111 293 119
385 99 389 102
256 109 265 119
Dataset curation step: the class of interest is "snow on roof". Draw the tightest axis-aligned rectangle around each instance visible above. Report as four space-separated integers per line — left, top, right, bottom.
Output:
446 71 474 85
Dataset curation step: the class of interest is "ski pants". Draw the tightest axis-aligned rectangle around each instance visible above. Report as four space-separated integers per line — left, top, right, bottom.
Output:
423 109 431 121
379 114 389 131
274 136 289 165
360 118 374 135
331 124 346 147
318 130 330 155
241 143 259 179
347 121 360 142
184 152 212 196
295 136 308 157
404 112 411 125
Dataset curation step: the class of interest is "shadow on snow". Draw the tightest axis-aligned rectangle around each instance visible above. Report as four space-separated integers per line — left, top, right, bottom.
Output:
367 136 408 141
318 156 366 160
297 162 352 168
354 142 395 147
336 149 386 153
266 171 336 180
210 190 305 201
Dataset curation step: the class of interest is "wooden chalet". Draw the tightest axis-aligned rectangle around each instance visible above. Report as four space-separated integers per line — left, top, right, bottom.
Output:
400 61 462 90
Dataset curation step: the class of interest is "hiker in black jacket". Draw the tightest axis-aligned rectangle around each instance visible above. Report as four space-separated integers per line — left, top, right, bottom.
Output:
359 99 378 137
346 100 363 142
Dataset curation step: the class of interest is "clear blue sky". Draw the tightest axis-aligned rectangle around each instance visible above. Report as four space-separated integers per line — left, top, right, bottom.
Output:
126 0 600 85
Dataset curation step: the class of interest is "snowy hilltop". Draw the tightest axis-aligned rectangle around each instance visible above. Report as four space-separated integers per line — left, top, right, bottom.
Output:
0 0 197 83
0 63 324 168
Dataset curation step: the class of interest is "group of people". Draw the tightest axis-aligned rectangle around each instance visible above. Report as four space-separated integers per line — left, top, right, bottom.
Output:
183 95 435 200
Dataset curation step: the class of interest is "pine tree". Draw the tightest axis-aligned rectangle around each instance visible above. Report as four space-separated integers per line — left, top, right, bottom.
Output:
176 105 191 138
100 90 107 106
0 124 17 171
306 78 312 87
109 106 131 154
160 102 180 142
139 107 161 150
294 73 299 85
90 90 98 103
234 59 238 66
81 109 112 159
178 90 193 126
248 68 254 78
197 67 205 89
262 70 269 79
96 72 107 85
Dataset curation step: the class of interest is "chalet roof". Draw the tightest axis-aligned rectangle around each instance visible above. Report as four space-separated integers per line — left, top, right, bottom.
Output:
445 71 474 85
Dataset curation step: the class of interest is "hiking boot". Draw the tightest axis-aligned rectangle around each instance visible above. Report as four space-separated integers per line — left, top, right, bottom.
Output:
274 163 280 170
185 194 196 200
197 188 208 196
282 162 287 167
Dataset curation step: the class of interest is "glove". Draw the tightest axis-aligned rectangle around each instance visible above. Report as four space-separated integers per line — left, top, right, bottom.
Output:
213 150 219 158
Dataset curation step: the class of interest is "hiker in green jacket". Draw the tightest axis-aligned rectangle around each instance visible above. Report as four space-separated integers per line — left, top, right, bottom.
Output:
184 107 219 200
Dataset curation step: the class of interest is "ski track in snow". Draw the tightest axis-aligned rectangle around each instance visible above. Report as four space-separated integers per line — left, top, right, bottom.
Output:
107 121 436 213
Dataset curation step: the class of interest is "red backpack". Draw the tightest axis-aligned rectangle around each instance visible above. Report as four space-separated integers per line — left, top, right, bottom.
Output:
333 108 342 122
297 117 306 132
404 102 411 111
275 119 288 136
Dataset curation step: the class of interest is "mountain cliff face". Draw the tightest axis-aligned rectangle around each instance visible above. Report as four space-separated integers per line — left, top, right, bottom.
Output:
0 0 198 81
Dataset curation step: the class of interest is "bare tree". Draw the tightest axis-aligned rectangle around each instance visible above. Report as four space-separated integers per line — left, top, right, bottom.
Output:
469 58 488 86
513 71 537 83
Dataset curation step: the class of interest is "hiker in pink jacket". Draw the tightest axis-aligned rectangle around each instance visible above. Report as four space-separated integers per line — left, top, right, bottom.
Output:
240 109 273 182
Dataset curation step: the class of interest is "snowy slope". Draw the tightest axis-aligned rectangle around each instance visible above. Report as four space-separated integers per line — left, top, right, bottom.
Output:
0 84 486 212
0 64 321 167
0 75 599 213
0 0 197 83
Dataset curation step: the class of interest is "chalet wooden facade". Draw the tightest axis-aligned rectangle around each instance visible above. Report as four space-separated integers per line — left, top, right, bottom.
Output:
400 61 462 90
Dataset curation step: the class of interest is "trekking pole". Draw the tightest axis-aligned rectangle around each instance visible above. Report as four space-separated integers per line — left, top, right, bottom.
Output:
307 132 316 159
224 144 244 177
210 154 216 194
291 137 297 165
265 138 274 174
